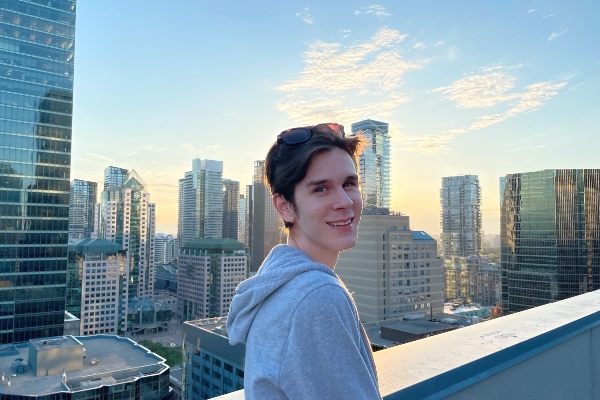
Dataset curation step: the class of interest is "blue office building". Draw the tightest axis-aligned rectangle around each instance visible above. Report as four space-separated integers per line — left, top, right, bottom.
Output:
0 0 77 343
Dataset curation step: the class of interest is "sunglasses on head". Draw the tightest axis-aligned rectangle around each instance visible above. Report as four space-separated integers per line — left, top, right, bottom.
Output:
277 123 345 145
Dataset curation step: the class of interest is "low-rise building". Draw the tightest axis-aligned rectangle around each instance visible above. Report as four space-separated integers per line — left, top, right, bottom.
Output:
0 335 170 399
182 317 245 399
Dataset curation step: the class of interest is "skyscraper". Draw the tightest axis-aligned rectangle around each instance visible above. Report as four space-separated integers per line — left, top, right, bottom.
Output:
440 175 482 258
103 166 129 190
178 159 223 247
238 194 247 246
68 179 97 240
0 0 77 343
350 119 390 211
222 179 240 241
97 170 156 301
250 161 283 272
501 169 600 313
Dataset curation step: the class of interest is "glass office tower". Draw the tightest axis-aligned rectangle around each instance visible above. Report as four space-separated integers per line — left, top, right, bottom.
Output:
0 1 76 343
68 179 97 239
350 119 390 211
501 169 600 313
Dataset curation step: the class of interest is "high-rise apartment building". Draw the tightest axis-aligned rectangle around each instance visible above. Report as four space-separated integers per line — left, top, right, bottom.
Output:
68 179 97 240
177 238 247 320
0 0 77 343
238 194 247 246
250 161 283 272
350 119 390 210
501 169 600 313
222 179 240 241
97 170 156 300
103 166 128 190
440 175 482 259
178 159 223 248
336 214 444 322
244 185 253 252
154 233 177 264
67 239 127 335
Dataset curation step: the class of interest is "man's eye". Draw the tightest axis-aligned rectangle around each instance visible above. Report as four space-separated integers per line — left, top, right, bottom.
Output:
343 181 356 187
314 187 325 192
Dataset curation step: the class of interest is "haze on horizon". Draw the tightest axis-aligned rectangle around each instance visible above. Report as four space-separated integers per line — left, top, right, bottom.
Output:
71 0 600 237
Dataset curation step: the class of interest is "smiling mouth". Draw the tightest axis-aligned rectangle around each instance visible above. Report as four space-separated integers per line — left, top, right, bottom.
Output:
327 218 353 227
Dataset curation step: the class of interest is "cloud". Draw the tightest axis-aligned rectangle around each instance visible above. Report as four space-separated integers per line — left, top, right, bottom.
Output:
468 80 567 129
413 42 425 49
434 41 444 47
393 70 568 153
277 28 427 124
355 5 391 19
433 72 519 108
543 13 556 19
296 8 314 24
548 29 568 41
340 29 351 38
401 129 466 153
86 153 114 163
528 9 537 13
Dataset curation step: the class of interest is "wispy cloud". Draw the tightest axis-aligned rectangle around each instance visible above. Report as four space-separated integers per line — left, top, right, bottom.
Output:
548 29 568 41
277 28 427 124
434 41 444 47
86 153 114 163
395 68 567 153
355 5 391 19
528 9 537 13
413 42 425 50
341 29 351 38
543 13 556 19
433 72 519 108
296 8 313 25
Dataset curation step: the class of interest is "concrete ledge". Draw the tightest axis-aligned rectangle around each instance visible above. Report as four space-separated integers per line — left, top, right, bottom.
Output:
214 290 600 399
376 290 600 399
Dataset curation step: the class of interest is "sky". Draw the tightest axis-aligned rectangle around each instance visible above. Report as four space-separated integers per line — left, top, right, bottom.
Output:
71 1 600 237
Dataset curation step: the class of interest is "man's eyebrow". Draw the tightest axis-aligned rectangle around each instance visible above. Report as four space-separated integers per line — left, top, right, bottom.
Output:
304 175 358 188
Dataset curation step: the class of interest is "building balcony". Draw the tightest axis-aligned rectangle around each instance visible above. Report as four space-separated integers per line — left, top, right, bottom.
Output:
214 289 600 399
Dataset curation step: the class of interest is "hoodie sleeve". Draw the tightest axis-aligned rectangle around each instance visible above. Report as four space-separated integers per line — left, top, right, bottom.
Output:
279 284 381 400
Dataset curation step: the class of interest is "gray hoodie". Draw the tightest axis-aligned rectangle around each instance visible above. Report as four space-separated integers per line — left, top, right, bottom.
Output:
227 245 381 399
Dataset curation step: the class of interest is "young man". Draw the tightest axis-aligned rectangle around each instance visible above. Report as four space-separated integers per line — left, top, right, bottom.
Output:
227 123 381 399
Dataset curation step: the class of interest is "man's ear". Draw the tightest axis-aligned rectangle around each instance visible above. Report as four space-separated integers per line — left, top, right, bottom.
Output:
273 194 296 225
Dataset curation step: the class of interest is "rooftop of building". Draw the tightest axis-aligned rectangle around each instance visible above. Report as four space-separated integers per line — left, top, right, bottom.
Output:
0 335 167 397
67 238 121 253
183 318 245 366
412 231 435 241
181 237 245 251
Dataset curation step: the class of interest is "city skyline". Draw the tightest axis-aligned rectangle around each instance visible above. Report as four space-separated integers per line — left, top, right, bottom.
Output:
70 1 599 237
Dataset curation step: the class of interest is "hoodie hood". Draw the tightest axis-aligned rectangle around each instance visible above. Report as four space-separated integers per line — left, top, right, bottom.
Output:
226 245 335 345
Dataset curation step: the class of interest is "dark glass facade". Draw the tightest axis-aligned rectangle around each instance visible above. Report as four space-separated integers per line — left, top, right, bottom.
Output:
501 169 600 313
0 0 76 343
222 179 239 241
68 179 97 239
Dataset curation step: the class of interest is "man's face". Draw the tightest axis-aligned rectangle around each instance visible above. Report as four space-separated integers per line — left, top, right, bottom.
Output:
288 147 362 263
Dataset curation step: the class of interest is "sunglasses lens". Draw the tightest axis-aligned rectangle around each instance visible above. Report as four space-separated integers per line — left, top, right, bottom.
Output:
279 128 311 145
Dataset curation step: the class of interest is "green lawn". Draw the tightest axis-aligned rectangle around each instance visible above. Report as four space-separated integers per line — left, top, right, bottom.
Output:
139 339 182 367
